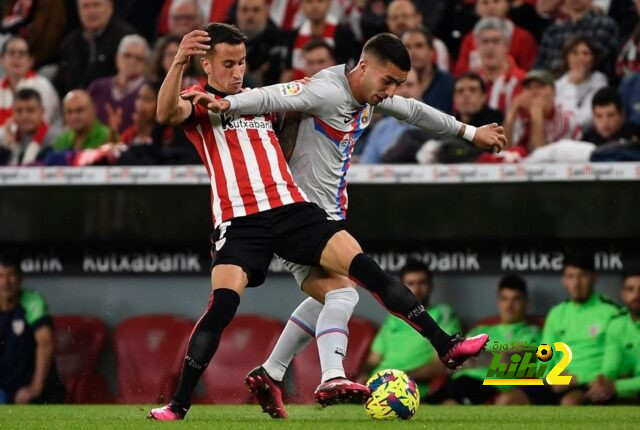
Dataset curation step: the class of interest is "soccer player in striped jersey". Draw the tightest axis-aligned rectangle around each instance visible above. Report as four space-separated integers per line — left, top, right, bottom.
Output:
149 24 505 421
192 32 506 417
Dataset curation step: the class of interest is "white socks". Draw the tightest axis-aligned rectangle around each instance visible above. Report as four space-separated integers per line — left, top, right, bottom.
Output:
262 296 322 381
262 287 359 383
316 287 359 382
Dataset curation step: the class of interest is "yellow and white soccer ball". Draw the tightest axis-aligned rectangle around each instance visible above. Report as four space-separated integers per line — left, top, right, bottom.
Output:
364 369 420 420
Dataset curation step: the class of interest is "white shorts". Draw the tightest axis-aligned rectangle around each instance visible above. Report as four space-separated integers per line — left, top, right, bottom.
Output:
280 257 311 287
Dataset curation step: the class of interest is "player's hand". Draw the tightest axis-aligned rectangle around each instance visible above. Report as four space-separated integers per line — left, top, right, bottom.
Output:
472 123 507 153
174 30 210 65
181 90 231 113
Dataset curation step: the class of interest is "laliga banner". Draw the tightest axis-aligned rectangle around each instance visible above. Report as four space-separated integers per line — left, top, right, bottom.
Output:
14 243 635 276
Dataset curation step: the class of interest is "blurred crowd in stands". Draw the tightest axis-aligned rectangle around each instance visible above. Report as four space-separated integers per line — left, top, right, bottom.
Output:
1 0 640 166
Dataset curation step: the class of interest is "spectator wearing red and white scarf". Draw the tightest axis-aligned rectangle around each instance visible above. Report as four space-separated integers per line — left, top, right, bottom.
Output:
454 0 537 76
0 88 57 166
0 36 61 128
269 0 350 32
283 0 360 81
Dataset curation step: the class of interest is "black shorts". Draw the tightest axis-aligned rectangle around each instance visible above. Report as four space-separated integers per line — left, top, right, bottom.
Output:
210 202 345 288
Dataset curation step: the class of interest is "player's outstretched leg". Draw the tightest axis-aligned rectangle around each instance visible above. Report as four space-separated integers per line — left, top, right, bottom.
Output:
348 253 488 369
313 287 369 406
148 287 241 420
247 297 321 418
319 232 489 370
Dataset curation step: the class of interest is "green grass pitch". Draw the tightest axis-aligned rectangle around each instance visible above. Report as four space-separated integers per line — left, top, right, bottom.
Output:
2 404 638 430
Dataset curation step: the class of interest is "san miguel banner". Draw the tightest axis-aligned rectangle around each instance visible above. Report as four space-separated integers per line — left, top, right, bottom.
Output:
11 243 635 276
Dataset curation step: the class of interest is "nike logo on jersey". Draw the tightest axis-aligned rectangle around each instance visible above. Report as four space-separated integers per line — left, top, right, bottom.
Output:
343 117 354 124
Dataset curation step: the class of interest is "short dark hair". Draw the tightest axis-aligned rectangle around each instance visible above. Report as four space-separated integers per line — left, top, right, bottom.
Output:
1 35 31 56
0 254 21 275
592 87 623 113
498 274 527 297
456 72 487 93
400 258 431 281
563 249 595 272
622 266 640 282
15 88 42 105
401 27 434 49
203 23 247 54
302 38 335 60
362 33 411 72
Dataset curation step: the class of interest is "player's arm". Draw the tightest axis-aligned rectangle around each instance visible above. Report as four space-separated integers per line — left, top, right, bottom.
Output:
14 325 55 404
613 371 640 398
202 79 329 116
588 316 640 401
157 30 210 126
377 95 507 152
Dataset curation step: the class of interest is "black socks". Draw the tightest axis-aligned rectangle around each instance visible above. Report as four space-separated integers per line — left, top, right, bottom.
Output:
171 288 240 409
348 253 451 355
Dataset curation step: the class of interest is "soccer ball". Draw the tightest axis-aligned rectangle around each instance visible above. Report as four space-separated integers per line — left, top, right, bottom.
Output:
364 369 420 420
536 344 554 362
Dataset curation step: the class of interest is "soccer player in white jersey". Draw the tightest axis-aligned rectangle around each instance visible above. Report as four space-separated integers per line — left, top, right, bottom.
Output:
149 24 505 421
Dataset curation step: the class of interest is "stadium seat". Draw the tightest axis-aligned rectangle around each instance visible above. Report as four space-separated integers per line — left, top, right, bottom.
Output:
53 315 113 403
196 315 284 404
114 315 194 404
291 316 377 404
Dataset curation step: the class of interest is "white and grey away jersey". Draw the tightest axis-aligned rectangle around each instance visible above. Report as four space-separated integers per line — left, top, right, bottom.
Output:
226 64 463 220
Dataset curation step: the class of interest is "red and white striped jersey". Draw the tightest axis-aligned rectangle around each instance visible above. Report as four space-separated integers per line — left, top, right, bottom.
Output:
513 103 582 151
478 58 526 114
180 85 307 228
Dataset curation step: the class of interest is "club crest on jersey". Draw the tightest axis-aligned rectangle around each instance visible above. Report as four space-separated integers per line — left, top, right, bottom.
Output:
360 106 371 125
12 319 25 336
280 82 303 96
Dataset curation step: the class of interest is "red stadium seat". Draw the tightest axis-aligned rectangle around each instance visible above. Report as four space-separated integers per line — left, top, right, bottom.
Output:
114 315 194 404
52 315 113 403
291 316 377 404
196 315 284 404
